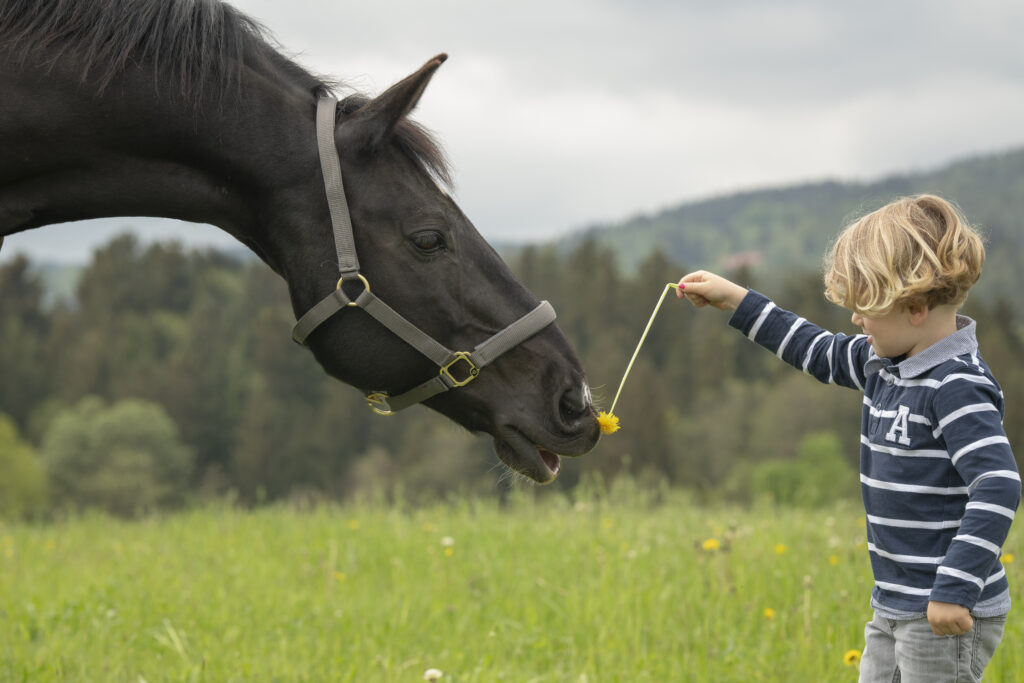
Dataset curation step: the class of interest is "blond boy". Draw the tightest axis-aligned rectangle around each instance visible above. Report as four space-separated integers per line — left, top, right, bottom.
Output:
678 195 1020 682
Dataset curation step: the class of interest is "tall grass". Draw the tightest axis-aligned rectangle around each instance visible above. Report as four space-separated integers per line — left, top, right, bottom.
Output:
1 482 1021 682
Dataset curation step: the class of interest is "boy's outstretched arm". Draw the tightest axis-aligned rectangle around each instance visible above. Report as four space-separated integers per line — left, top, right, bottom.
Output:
676 271 749 311
679 271 871 390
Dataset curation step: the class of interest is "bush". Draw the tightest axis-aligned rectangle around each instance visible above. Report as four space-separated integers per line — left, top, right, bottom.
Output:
0 414 48 519
746 431 858 507
41 397 194 517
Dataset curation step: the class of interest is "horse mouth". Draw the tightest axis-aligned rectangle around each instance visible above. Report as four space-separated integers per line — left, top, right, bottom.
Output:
492 427 569 484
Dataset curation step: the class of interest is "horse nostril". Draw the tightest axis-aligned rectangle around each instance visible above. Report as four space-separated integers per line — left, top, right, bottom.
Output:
559 384 592 423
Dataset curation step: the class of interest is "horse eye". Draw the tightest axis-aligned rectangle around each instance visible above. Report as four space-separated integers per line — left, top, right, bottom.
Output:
410 230 446 254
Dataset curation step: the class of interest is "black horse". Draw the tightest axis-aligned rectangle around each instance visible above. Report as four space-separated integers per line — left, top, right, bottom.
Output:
0 0 600 483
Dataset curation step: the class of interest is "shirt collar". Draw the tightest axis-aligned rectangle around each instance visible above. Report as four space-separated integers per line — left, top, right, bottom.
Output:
864 315 978 379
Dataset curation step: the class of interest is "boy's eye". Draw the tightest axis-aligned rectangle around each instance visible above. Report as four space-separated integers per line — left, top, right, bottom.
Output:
409 231 447 254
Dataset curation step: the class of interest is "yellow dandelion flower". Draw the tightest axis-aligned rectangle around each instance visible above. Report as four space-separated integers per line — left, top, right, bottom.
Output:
347 519 360 530
843 649 861 667
702 537 721 552
444 547 454 557
763 608 776 620
597 411 620 434
828 555 840 566
1002 553 1014 564
774 543 787 555
333 571 347 583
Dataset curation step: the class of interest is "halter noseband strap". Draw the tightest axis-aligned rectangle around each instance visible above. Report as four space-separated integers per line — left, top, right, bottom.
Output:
291 95 557 415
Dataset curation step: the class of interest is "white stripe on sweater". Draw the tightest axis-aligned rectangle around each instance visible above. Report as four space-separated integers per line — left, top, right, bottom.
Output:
935 403 999 438
776 317 805 359
747 302 775 341
951 436 1012 466
876 370 994 390
965 501 1017 520
869 406 931 425
861 435 949 459
952 534 1001 555
868 543 944 564
874 580 932 597
867 514 960 529
937 566 985 589
848 337 865 390
860 474 967 495
968 470 1021 491
802 331 830 373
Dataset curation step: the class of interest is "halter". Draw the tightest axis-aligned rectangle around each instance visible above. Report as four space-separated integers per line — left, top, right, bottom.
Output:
291 95 557 415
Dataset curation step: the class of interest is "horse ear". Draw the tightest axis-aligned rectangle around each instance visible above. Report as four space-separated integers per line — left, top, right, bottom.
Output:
339 54 447 152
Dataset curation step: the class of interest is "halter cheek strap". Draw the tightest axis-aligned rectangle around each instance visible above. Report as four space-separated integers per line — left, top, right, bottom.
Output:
291 94 556 415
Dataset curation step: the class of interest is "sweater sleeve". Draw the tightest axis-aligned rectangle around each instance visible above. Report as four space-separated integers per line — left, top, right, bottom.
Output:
728 290 871 391
929 376 1021 608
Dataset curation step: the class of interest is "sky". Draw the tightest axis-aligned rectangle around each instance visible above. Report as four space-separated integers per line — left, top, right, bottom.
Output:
4 0 1024 263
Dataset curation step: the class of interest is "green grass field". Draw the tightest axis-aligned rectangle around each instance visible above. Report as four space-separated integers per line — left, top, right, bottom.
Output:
2 483 1022 682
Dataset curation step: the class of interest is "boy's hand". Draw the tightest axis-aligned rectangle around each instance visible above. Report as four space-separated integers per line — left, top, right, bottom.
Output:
676 271 749 312
927 601 974 636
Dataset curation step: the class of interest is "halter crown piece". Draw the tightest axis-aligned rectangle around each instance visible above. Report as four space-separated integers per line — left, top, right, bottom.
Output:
292 94 557 415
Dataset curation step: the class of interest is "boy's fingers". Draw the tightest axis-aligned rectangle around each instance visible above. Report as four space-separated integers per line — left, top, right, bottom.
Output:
680 281 713 302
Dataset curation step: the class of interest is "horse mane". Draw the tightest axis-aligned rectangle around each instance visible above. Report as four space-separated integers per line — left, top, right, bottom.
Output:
0 0 451 186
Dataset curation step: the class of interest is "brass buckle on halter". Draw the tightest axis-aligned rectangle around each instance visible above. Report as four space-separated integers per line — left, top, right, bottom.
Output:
365 392 393 416
440 352 479 387
336 273 371 307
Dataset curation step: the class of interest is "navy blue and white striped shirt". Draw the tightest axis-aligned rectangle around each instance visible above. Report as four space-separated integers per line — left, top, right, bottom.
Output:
730 291 1021 616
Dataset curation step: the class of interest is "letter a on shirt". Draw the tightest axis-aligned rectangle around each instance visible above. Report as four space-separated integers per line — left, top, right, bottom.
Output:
886 404 912 446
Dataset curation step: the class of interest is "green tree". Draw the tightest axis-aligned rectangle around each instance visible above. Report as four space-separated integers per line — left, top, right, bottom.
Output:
40 397 194 516
0 414 48 519
0 256 49 429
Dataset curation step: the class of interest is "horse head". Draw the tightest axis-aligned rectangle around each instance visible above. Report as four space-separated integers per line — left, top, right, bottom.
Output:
292 56 600 483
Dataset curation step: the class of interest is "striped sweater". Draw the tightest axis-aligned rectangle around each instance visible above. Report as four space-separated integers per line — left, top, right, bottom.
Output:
730 291 1021 616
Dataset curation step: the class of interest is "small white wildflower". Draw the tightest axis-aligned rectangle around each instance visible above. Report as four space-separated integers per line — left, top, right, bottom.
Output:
440 536 455 548
424 668 444 680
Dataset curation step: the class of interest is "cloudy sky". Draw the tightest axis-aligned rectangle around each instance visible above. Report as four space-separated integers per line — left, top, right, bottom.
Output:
5 0 1024 262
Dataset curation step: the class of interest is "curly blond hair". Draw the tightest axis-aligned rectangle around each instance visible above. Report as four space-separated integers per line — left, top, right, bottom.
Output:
823 195 985 316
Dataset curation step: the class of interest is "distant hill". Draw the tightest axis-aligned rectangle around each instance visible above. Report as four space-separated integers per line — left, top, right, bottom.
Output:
557 148 1024 309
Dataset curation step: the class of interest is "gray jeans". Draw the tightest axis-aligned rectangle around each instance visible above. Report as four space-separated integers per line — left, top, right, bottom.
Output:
858 611 1007 683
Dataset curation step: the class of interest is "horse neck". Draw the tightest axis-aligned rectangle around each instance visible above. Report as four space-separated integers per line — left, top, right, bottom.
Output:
0 63 327 277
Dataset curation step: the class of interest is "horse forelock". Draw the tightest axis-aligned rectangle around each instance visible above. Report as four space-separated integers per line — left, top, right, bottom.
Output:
0 0 326 104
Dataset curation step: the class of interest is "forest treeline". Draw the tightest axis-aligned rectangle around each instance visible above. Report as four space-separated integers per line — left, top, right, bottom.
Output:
2 233 1023 517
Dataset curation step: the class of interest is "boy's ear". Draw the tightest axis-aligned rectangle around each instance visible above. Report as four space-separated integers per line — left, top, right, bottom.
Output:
908 304 930 327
